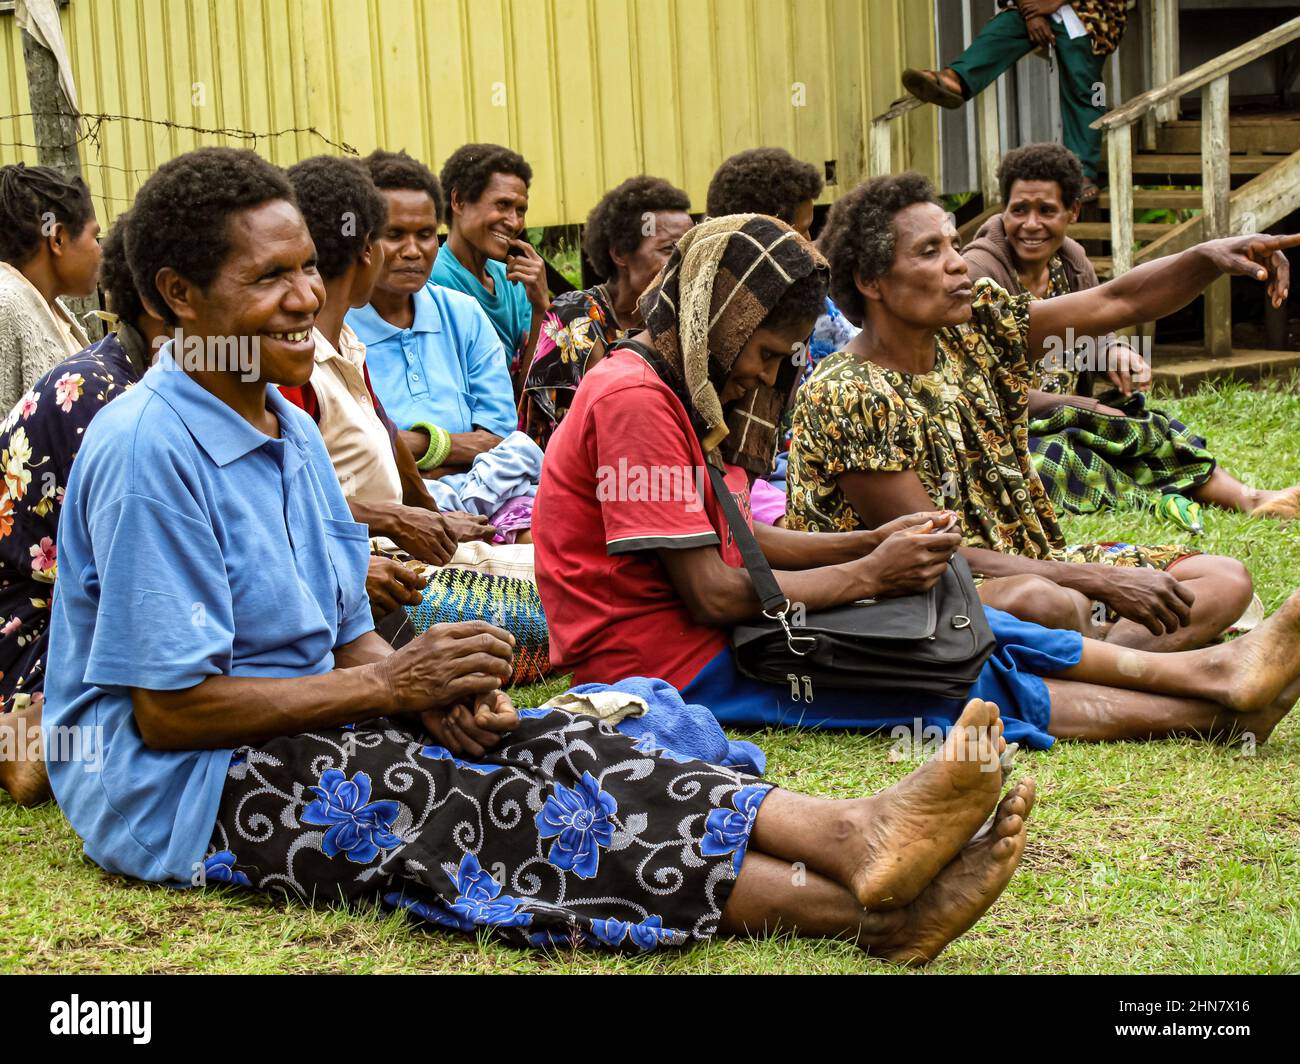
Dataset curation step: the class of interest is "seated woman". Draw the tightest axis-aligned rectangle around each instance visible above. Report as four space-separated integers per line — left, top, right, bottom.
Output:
785 173 1284 654
522 175 693 449
0 211 168 807
0 163 99 414
282 155 495 627
43 146 1036 967
533 213 1300 747
703 146 828 515
963 143 1300 528
346 151 542 538
432 143 550 389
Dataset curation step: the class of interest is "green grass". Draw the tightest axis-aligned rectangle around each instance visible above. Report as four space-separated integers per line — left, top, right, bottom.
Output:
5 379 1300 974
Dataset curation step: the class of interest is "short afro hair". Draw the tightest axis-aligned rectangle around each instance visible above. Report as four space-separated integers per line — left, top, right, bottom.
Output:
126 147 296 326
364 148 444 220
998 142 1085 207
819 172 940 327
97 209 147 328
439 143 532 224
288 155 388 280
0 162 95 266
706 148 824 225
582 175 691 280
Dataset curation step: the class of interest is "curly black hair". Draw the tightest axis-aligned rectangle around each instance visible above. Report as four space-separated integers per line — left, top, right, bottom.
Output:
581 175 691 280
819 172 940 326
97 209 147 328
439 143 532 224
125 147 296 326
0 162 95 266
998 142 1084 207
287 155 388 281
364 148 444 220
705 148 824 225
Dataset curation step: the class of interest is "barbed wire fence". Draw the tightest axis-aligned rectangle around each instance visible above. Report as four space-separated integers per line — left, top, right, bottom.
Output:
0 109 358 332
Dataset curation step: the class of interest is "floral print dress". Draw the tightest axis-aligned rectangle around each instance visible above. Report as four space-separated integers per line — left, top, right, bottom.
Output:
206 707 770 952
522 286 630 449
0 331 144 711
786 279 1063 557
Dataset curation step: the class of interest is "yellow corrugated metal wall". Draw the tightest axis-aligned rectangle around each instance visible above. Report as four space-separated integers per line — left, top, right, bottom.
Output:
0 0 936 227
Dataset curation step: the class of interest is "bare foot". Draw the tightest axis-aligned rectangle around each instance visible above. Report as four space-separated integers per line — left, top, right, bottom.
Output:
1201 588 1300 713
1248 486 1300 520
843 698 1005 910
0 705 52 807
862 779 1036 966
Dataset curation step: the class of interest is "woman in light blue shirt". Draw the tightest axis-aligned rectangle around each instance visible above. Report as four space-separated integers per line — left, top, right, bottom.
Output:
43 147 1038 966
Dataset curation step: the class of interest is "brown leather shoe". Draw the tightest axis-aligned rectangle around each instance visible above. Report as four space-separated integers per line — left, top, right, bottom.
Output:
902 68 965 109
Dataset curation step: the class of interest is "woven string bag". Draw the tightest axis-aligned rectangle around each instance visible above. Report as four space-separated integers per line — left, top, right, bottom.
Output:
405 567 552 688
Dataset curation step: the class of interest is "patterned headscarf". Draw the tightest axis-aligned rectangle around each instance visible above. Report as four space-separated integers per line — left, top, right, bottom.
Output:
637 214 828 476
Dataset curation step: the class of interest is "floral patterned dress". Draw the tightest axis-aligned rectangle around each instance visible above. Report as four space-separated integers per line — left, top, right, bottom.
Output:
522 286 630 449
786 279 1063 557
205 708 770 952
0 330 145 711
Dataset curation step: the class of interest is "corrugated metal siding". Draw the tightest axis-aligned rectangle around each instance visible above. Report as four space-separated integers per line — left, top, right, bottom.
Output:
0 0 937 227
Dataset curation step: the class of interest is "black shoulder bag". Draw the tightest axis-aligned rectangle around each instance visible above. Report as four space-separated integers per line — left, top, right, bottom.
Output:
706 464 996 701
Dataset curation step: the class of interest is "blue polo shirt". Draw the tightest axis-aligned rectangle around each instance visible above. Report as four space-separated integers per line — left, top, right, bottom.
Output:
44 347 374 884
346 282 517 438
430 244 533 362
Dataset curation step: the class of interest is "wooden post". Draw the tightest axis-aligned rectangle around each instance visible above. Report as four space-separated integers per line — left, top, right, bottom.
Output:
977 82 1000 207
1108 125 1134 277
1202 75 1231 360
1152 0 1181 126
869 120 891 179
19 23 101 339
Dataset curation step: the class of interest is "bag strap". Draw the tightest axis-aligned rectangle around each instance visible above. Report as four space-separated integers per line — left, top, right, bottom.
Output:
704 463 789 617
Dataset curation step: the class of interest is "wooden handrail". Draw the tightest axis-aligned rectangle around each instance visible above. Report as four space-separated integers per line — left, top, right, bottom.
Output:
1094 14 1300 131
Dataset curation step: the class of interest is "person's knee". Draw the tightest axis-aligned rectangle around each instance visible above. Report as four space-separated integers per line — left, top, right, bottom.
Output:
983 575 1082 631
1200 555 1255 616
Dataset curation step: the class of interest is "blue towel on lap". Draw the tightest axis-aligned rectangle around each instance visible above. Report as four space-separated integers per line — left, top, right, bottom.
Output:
568 677 767 775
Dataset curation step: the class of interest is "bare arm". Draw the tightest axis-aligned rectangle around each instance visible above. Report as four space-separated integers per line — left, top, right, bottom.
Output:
838 467 1195 634
130 621 515 751
1028 234 1299 361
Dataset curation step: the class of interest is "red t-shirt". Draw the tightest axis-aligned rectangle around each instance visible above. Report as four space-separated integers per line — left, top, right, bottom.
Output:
533 347 751 689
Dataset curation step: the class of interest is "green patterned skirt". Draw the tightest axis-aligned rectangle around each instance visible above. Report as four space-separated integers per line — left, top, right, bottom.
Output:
1028 393 1216 515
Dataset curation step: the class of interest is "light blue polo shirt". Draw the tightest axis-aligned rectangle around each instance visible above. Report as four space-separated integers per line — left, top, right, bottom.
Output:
44 346 375 885
346 281 517 439
430 244 532 362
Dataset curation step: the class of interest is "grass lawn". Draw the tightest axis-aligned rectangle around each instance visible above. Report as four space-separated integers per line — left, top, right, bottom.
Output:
4 379 1300 974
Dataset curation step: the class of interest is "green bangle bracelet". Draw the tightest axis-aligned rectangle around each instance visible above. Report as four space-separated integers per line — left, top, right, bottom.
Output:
413 422 450 471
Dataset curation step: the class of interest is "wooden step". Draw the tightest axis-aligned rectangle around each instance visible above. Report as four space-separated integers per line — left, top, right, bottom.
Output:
1099 189 1205 210
1157 114 1300 155
1149 346 1300 395
1069 222 1172 241
1103 153 1282 177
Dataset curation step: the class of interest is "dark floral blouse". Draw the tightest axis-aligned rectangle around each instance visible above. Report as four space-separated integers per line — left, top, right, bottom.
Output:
785 278 1065 558
0 329 146 710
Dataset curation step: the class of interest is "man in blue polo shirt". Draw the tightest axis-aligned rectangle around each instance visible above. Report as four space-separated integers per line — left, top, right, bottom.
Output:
347 150 541 527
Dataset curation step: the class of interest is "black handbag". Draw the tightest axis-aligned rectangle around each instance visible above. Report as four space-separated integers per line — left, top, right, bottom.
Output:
706 464 997 701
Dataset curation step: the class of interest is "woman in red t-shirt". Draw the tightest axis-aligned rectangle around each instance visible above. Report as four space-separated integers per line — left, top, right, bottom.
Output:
534 215 1300 751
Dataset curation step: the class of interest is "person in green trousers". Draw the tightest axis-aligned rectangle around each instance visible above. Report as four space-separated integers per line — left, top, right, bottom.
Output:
902 1 1129 201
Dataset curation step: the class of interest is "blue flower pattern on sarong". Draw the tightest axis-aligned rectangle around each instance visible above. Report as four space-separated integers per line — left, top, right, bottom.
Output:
417 744 503 775
535 771 616 879
700 784 768 875
301 768 402 863
202 850 251 887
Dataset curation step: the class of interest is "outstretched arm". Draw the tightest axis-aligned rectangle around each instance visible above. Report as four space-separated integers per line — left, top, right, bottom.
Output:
1028 233 1300 361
